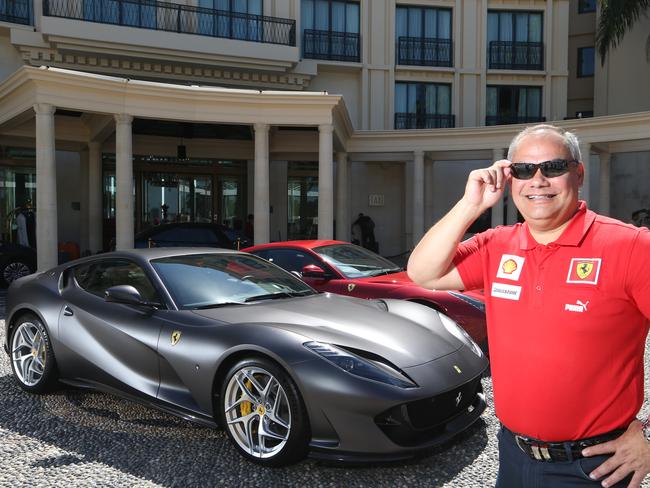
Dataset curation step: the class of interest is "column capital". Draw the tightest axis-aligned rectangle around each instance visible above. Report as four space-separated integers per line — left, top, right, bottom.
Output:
114 113 133 125
253 122 269 133
33 103 55 116
413 149 425 160
599 151 611 163
88 141 102 151
336 151 348 161
319 124 334 134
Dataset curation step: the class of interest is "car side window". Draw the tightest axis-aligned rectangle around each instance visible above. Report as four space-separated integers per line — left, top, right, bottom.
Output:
73 259 160 302
251 249 323 275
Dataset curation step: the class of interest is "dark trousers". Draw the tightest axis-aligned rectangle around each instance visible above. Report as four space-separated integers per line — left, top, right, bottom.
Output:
495 426 633 488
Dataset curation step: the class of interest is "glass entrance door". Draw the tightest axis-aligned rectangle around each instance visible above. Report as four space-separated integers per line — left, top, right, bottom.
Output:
142 173 213 227
287 175 318 240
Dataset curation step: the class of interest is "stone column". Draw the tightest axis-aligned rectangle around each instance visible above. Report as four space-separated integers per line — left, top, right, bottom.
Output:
579 142 591 205
491 148 506 227
424 159 434 228
335 151 349 242
318 124 334 239
88 141 103 253
34 103 58 271
253 123 270 244
412 150 425 246
114 114 134 250
599 152 611 216
79 148 90 255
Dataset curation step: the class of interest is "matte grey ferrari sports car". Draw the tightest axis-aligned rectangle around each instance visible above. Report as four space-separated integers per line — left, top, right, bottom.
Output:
4 249 488 466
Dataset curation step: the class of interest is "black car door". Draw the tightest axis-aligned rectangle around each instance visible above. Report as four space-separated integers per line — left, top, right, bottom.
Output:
58 258 164 398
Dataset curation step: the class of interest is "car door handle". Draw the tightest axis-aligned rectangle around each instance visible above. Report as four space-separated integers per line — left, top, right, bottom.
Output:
63 306 74 316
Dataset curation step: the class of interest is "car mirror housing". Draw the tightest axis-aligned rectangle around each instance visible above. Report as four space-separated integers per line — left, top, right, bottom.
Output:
301 264 329 279
105 285 158 307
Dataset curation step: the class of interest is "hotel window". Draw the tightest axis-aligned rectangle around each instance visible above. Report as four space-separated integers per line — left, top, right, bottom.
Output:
577 47 595 77
395 5 452 67
394 82 454 129
301 0 360 62
486 86 543 126
578 0 596 13
198 0 263 39
487 10 543 70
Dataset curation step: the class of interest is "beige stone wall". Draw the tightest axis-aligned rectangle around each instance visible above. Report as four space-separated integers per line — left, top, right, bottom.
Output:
0 30 25 83
567 0 595 118
594 15 650 116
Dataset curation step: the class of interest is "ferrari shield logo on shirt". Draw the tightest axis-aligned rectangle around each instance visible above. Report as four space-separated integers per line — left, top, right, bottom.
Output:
496 254 525 281
566 258 602 285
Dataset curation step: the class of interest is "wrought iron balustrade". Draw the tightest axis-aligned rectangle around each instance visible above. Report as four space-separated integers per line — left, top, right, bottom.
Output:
485 115 545 126
43 0 296 46
397 37 452 67
0 0 30 24
488 41 544 70
395 113 455 130
302 29 360 62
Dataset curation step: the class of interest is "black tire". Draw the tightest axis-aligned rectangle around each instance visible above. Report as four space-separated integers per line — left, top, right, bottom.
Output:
9 313 59 393
0 259 33 288
220 357 310 466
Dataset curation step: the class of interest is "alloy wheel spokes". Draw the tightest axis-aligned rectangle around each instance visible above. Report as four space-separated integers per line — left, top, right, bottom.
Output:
224 366 292 458
11 322 46 387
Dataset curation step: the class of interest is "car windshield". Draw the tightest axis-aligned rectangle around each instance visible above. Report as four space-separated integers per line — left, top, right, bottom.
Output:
314 244 401 279
151 253 315 309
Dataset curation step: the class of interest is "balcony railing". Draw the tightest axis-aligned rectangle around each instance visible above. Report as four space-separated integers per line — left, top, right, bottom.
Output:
395 113 455 130
302 29 360 62
43 0 296 46
488 41 544 70
396 37 452 67
485 115 545 126
0 0 30 25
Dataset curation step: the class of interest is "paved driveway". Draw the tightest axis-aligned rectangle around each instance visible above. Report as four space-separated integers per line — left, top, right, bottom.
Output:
0 290 648 487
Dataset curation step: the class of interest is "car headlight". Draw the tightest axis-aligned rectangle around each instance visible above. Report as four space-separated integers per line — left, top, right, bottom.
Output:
438 312 483 357
303 341 417 388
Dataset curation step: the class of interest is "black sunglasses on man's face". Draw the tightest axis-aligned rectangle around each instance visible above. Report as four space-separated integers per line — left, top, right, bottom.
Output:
509 159 579 180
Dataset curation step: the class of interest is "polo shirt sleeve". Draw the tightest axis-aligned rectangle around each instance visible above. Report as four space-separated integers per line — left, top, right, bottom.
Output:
625 228 650 320
453 229 492 291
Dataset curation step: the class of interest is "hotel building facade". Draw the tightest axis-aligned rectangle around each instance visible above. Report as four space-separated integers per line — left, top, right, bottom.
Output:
0 0 649 270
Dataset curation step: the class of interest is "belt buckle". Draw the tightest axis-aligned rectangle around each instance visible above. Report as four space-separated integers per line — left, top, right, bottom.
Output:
515 435 552 461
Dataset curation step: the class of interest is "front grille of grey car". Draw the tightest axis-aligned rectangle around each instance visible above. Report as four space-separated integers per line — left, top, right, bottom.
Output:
374 378 482 447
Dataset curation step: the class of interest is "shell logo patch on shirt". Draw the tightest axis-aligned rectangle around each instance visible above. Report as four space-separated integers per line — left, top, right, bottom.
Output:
566 258 602 285
496 254 525 281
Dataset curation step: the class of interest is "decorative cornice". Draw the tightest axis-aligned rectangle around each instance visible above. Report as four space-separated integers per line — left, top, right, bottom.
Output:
18 47 312 90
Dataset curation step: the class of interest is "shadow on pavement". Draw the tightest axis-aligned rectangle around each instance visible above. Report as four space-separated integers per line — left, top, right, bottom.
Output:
0 373 489 487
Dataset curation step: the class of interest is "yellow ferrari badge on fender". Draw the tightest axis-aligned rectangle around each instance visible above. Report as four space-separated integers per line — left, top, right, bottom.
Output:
347 283 356 292
171 330 182 346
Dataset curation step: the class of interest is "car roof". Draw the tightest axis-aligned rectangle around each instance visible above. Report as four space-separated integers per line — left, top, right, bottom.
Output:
244 240 343 252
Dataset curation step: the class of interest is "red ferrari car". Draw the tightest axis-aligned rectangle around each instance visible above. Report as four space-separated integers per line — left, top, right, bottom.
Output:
243 240 487 351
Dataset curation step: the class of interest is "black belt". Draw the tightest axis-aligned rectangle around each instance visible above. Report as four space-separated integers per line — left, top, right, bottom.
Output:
504 426 625 462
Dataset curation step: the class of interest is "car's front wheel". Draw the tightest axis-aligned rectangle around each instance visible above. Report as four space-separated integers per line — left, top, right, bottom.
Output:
0 259 33 287
10 314 58 393
220 357 310 466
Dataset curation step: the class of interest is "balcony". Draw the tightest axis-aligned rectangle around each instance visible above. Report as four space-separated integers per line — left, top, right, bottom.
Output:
43 0 296 46
302 29 360 62
488 41 544 70
395 113 455 130
396 37 452 67
485 115 545 126
0 0 30 25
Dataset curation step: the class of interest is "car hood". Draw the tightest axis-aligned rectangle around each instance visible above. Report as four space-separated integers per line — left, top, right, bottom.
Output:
192 293 463 368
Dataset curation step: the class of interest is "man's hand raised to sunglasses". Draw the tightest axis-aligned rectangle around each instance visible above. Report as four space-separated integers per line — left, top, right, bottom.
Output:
462 159 513 215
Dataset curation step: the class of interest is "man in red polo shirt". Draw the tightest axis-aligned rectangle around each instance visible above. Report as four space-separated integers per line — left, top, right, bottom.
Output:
408 124 650 487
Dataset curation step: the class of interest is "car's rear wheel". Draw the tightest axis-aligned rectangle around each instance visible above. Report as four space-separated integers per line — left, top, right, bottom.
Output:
1 259 33 287
10 314 58 393
220 357 309 466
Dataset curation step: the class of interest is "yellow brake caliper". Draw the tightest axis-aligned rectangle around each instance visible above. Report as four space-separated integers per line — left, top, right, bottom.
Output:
239 379 253 416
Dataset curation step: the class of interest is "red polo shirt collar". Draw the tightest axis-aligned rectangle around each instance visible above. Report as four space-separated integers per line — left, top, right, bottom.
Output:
518 201 596 250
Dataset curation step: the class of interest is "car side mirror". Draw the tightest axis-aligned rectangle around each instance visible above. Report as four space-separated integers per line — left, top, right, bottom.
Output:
105 285 160 308
301 264 329 280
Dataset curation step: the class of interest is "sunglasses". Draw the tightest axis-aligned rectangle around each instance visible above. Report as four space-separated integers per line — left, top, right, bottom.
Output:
509 159 579 180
